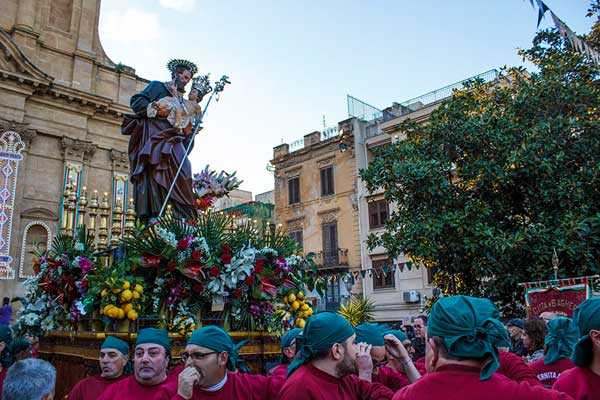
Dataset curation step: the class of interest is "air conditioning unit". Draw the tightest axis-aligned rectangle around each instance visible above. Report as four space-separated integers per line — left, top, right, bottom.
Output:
403 290 420 303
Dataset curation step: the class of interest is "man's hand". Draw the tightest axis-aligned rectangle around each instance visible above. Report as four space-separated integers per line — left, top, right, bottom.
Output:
355 342 373 381
177 366 200 400
384 334 411 368
156 105 170 118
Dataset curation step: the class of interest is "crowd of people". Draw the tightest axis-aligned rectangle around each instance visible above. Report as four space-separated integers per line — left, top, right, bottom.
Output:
1 295 596 400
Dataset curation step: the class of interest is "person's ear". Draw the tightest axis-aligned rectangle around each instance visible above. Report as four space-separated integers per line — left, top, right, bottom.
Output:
218 352 229 368
590 330 600 347
0 342 5 352
427 338 439 370
330 343 343 361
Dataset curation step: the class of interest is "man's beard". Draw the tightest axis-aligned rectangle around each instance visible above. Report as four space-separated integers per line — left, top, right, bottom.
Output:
175 76 186 92
335 348 357 378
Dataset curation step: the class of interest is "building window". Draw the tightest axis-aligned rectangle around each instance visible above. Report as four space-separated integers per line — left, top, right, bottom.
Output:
368 199 389 229
322 222 339 266
289 230 303 249
20 224 50 278
372 259 395 290
288 177 300 205
320 167 334 196
325 277 341 310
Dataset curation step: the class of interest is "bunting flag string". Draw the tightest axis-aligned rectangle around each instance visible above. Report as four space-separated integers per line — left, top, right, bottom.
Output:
528 0 600 65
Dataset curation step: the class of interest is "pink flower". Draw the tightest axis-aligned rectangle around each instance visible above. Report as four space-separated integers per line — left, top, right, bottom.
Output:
260 277 278 296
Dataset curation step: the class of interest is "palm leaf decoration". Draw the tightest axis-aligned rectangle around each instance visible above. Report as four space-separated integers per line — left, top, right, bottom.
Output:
337 296 376 326
49 227 96 258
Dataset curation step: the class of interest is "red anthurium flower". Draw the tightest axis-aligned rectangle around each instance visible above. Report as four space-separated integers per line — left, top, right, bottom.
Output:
192 250 202 260
233 288 243 298
183 265 205 279
166 262 178 271
209 266 221 277
177 239 189 250
282 277 295 287
259 277 278 296
245 275 255 285
220 253 232 265
141 255 162 267
255 259 264 274
221 243 232 254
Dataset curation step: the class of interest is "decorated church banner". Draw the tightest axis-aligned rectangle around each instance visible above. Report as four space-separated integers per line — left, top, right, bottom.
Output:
524 277 592 318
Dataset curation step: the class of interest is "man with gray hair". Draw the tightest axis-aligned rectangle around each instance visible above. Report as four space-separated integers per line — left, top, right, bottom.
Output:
2 358 56 400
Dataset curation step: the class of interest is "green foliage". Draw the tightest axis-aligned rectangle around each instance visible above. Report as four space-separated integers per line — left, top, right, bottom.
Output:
360 29 600 315
337 296 375 326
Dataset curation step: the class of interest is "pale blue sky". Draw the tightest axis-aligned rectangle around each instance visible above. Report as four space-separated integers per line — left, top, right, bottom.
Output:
99 0 595 195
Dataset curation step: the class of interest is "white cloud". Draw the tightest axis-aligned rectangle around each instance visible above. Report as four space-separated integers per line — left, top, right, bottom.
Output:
99 8 161 42
159 0 196 11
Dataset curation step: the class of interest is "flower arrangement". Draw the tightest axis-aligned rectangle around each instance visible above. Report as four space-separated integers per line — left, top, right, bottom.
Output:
124 213 320 333
192 165 242 211
14 230 99 336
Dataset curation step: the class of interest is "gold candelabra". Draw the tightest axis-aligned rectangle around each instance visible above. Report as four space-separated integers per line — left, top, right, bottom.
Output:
97 192 110 251
124 198 136 239
110 198 124 248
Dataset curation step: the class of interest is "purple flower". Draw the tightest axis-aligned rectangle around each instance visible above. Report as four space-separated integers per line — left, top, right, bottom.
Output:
77 257 94 274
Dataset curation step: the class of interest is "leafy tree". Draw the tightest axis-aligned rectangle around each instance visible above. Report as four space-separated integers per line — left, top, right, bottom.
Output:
360 25 600 315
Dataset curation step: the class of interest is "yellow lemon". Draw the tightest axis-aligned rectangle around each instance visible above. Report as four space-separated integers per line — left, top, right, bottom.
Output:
306 308 313 316
127 310 138 320
288 293 296 303
297 292 304 299
122 280 131 290
291 301 300 311
134 284 143 294
106 307 118 319
282 295 288 304
101 289 108 297
301 304 309 311
120 289 133 303
296 318 306 328
111 288 121 294
103 304 115 315
116 308 125 320
123 303 133 314
132 290 140 299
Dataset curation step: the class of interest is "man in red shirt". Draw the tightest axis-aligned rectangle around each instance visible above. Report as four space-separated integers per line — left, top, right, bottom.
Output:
278 311 394 400
393 295 572 400
98 328 173 399
68 336 129 399
353 323 421 391
161 325 284 399
553 298 600 400
270 328 302 378
530 317 577 388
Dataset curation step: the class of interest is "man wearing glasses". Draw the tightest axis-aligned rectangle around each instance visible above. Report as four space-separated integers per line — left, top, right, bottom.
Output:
269 328 303 378
99 328 173 399
354 323 421 392
160 325 285 399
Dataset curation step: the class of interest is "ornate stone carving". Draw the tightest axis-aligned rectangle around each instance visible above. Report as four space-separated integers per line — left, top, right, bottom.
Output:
317 155 335 168
61 137 97 162
318 207 339 224
286 216 304 231
110 149 129 172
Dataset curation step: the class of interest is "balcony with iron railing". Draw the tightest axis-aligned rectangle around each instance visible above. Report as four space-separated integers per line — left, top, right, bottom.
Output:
314 248 349 269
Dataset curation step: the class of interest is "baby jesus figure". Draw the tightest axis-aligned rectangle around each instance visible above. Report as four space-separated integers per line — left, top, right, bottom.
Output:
148 87 203 136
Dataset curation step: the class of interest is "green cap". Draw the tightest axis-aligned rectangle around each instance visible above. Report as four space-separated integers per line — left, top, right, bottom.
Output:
101 336 130 357
571 298 600 367
428 295 509 381
135 328 170 352
355 323 385 346
543 317 578 365
280 328 302 363
384 329 409 343
287 312 354 377
188 326 247 371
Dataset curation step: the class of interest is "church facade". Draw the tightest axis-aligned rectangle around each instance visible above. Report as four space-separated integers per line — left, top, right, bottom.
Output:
0 0 145 297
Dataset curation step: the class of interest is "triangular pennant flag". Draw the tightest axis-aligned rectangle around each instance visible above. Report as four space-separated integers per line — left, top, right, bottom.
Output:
535 0 549 27
360 270 366 278
406 262 412 271
368 270 372 277
398 263 404 272
415 263 420 270
392 264 397 272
